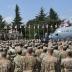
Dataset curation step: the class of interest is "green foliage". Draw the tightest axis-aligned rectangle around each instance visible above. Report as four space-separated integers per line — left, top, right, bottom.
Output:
12 4 22 31
26 8 61 39
36 7 46 22
47 8 61 33
26 7 46 38
0 15 6 30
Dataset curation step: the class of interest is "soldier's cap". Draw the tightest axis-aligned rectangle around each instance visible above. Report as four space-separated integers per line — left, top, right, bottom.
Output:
0 47 3 52
66 49 71 52
12 45 15 49
47 47 54 50
15 46 22 53
27 47 33 50
43 46 48 50
47 48 54 53
63 44 68 49
68 41 72 45
22 49 27 56
24 44 28 47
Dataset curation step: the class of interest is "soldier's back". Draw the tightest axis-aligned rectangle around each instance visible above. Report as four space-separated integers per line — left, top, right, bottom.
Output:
61 58 72 72
14 55 23 72
41 55 60 72
0 58 13 72
59 51 67 59
24 55 36 72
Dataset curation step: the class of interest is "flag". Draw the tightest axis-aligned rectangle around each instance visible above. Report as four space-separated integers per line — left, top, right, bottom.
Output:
51 25 53 28
24 25 26 28
4 26 7 29
20 25 22 28
15 25 17 29
37 24 39 29
28 25 30 28
34 25 35 29
42 25 44 28
55 24 57 28
9 25 12 29
46 24 48 28
34 33 37 37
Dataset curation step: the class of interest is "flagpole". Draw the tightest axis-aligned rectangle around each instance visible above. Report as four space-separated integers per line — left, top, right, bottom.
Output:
43 28 44 38
34 25 35 39
38 24 40 39
46 24 48 36
42 25 44 38
29 25 30 40
24 25 26 41
38 28 40 39
25 27 26 41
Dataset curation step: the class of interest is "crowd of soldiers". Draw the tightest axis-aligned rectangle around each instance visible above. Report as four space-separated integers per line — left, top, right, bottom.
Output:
0 39 72 72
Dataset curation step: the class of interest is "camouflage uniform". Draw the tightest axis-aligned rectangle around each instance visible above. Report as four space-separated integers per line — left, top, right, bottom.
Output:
41 55 61 72
23 55 36 72
41 47 60 72
0 57 13 72
61 58 72 72
14 54 23 72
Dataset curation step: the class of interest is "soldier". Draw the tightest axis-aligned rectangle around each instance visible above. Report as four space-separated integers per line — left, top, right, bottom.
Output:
21 49 27 71
40 46 47 61
41 48 61 72
23 47 36 72
0 51 13 72
14 46 23 72
7 46 16 62
61 50 72 72
59 45 67 59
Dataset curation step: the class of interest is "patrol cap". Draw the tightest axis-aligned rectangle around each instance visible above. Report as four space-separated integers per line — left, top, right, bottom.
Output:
43 46 48 50
66 49 72 57
0 47 3 52
63 44 68 50
15 46 22 54
27 47 33 53
22 49 27 56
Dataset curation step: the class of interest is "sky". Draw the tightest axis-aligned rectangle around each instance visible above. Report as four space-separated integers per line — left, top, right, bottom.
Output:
0 0 72 24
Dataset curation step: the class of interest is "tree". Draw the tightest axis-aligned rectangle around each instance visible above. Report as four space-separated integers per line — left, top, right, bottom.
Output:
0 15 6 30
26 8 46 39
13 4 22 31
47 8 61 33
36 7 46 24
